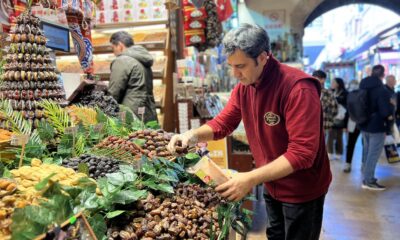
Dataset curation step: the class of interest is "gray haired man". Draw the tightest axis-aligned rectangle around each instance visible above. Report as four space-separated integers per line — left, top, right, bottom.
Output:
168 24 331 240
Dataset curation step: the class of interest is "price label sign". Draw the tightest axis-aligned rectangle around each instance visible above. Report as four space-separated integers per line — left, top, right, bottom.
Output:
94 123 104 132
138 107 145 115
65 126 78 135
118 111 126 122
11 134 30 146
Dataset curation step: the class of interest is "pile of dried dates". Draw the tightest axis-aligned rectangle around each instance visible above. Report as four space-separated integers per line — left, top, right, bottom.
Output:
96 136 142 157
107 183 224 240
128 129 188 159
0 10 66 128
63 154 120 179
73 89 119 117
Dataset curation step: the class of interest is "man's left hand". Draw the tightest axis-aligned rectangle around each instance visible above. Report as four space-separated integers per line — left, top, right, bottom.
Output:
215 172 255 202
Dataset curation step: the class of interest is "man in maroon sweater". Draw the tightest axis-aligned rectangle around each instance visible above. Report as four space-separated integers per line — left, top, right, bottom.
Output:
168 24 332 240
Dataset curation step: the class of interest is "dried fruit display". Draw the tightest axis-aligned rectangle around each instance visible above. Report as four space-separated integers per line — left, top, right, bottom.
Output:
0 10 67 129
10 158 88 194
0 179 17 197
71 88 119 117
63 154 120 179
0 129 13 141
0 193 40 239
107 183 223 240
96 136 142 157
128 129 188 159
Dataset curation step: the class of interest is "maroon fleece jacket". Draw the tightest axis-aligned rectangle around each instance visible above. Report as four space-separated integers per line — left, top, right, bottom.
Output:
207 56 332 203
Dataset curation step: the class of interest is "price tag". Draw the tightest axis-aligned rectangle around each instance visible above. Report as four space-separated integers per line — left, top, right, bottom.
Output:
94 123 104 132
138 107 145 115
65 126 78 135
69 216 77 224
11 134 30 146
118 111 126 122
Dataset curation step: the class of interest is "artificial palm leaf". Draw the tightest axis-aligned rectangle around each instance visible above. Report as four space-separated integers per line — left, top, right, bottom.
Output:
39 100 72 134
67 105 97 126
74 134 86 157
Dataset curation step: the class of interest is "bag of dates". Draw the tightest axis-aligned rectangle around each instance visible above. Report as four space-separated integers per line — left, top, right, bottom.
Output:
188 156 230 187
184 19 206 30
184 29 206 46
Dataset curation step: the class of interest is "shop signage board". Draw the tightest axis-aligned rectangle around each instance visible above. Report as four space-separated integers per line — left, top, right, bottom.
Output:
207 137 228 169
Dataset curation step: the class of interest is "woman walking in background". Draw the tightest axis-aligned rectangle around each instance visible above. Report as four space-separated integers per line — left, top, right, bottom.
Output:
328 78 348 160
344 80 361 172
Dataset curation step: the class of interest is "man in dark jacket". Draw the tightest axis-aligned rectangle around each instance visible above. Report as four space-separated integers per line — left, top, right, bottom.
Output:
359 65 394 190
109 31 158 123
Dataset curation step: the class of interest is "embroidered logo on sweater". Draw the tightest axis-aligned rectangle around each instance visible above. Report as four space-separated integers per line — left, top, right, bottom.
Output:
264 112 280 126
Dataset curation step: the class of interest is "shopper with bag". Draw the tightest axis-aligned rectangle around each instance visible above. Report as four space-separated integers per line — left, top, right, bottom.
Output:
168 24 331 240
358 65 394 190
328 78 348 160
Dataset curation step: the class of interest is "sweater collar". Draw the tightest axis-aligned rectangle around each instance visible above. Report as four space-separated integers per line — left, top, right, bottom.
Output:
251 55 279 89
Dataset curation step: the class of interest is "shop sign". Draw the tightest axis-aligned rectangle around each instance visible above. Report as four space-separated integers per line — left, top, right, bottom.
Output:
207 138 228 169
263 9 285 30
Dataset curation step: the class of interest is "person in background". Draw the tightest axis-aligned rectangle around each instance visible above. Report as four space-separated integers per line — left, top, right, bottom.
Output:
359 65 394 190
328 78 348 160
312 70 338 159
109 31 158 123
168 24 331 240
344 80 361 173
385 75 397 132
385 74 396 96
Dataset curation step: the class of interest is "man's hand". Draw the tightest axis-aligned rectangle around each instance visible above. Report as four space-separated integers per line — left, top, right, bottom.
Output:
215 172 255 202
167 130 198 154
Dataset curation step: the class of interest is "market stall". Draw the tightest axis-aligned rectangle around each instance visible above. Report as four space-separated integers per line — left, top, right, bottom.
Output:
0 3 252 239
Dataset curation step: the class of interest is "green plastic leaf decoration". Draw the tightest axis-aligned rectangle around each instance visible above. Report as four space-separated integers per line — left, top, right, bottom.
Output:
37 121 56 142
88 214 107 239
112 189 147 204
105 210 126 219
145 120 160 130
78 163 89 175
34 173 57 191
156 183 174 194
106 172 126 187
39 99 72 134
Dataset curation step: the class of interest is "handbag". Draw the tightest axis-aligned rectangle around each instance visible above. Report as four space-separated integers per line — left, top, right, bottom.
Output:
384 135 400 164
333 104 346 128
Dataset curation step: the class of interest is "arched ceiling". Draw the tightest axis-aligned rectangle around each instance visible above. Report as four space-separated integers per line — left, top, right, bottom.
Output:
290 0 400 34
305 0 400 27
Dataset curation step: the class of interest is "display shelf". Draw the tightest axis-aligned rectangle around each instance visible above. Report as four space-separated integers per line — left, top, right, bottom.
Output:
56 17 175 131
56 41 166 56
93 20 169 29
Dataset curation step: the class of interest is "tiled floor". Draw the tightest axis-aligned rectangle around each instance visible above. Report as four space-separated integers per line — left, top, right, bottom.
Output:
243 137 400 240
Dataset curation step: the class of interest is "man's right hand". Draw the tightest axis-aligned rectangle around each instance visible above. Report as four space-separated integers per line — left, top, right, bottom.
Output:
167 130 198 154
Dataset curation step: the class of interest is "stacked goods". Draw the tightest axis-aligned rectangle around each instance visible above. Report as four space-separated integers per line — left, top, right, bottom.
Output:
10 159 88 194
62 154 120 179
0 179 17 197
72 88 119 117
0 129 13 141
128 130 188 159
0 10 67 129
96 136 143 157
0 193 40 239
108 183 223 240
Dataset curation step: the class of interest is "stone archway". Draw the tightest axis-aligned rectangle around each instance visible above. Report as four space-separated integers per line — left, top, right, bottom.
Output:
291 0 400 35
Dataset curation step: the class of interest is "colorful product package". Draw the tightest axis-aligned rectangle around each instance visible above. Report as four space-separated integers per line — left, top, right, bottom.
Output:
188 156 230 186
